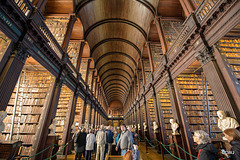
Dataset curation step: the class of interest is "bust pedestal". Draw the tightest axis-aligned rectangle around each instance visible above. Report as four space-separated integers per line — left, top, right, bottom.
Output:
43 135 59 160
171 135 186 160
154 132 162 154
0 141 22 159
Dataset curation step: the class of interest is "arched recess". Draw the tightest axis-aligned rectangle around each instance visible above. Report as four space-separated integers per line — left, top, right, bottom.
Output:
104 83 128 93
105 85 127 95
94 52 137 67
99 68 132 81
97 61 134 76
106 88 126 96
102 74 131 87
103 79 129 90
91 38 141 57
84 18 147 40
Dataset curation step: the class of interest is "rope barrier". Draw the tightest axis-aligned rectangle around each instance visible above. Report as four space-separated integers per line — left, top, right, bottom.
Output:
22 139 73 160
145 137 161 147
160 142 185 160
44 141 70 160
22 144 58 160
139 136 224 160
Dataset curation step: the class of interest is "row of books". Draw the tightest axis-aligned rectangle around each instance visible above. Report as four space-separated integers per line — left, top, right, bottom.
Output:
6 106 42 114
4 115 40 123
4 124 37 133
180 90 213 94
185 105 218 110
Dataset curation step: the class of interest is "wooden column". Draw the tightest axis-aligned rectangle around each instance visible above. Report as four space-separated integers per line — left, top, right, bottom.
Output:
155 18 168 54
85 59 91 84
76 41 85 72
136 70 141 93
146 42 155 73
196 48 240 121
95 109 98 128
152 87 166 156
140 59 146 85
178 0 194 17
87 104 92 126
0 43 29 110
62 91 77 154
134 105 138 132
79 98 88 126
168 78 195 159
32 74 65 159
138 103 144 138
61 15 77 52
92 106 96 128
91 71 95 91
143 96 153 139
94 78 98 96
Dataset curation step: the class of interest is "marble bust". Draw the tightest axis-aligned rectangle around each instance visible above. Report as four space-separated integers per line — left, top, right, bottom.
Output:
71 122 76 133
143 122 147 132
170 119 179 135
138 124 140 130
217 110 239 140
153 121 159 133
0 111 7 133
49 118 58 136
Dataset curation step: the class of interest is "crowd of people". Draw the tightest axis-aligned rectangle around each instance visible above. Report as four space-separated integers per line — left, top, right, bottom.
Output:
72 124 139 160
72 123 240 160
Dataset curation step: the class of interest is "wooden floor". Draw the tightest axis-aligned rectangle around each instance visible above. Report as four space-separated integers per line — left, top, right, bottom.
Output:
62 142 175 160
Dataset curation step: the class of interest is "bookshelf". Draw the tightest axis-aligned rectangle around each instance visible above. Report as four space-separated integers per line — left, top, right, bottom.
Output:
217 39 240 84
161 20 184 49
147 99 155 128
157 87 173 143
67 42 81 68
1 57 55 156
45 17 69 46
150 43 163 69
143 59 151 83
176 73 222 138
55 85 73 145
80 59 88 81
72 97 83 132
141 105 145 124
0 30 11 63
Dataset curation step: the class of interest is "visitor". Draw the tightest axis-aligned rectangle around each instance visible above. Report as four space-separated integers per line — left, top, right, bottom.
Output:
193 130 218 160
96 124 106 160
115 124 133 156
223 128 240 160
85 129 95 160
73 128 87 160
106 126 114 155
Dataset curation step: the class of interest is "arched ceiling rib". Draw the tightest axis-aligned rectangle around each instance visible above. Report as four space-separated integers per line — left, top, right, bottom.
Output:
74 0 158 103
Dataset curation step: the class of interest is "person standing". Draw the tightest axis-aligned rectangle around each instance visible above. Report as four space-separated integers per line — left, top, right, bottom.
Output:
107 126 114 155
193 130 218 160
74 128 87 160
115 124 133 156
85 129 96 160
96 124 106 160
223 128 240 160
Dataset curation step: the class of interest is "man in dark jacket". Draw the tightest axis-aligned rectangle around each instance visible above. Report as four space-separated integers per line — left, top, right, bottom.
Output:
74 128 87 160
106 126 114 155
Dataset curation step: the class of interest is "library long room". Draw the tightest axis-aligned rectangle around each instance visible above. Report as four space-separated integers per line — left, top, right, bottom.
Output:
0 0 240 160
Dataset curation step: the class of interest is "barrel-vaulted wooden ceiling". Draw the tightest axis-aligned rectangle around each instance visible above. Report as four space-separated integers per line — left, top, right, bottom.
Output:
45 0 184 105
